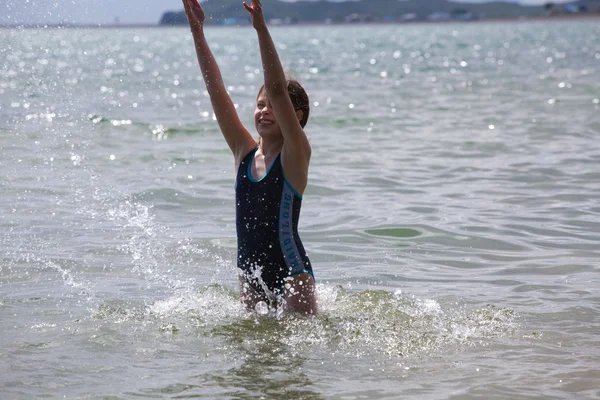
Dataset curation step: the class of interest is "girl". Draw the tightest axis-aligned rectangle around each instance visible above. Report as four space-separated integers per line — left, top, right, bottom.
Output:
182 0 317 315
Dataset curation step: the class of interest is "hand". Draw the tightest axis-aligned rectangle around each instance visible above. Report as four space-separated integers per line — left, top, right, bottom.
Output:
243 0 267 31
182 0 205 30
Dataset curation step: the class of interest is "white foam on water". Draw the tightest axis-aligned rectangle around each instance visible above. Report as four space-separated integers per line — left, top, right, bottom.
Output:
148 284 246 323
278 285 518 361
127 283 517 362
30 323 57 331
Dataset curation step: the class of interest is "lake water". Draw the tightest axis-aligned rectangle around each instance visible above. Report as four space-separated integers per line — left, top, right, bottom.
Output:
1 20 599 399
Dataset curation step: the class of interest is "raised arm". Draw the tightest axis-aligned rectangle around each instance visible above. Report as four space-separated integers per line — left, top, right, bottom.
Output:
183 0 256 163
243 0 312 193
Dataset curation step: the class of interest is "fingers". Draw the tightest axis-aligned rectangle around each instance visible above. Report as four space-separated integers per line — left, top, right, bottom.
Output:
243 0 261 12
184 0 195 16
183 0 200 14
182 0 194 27
187 0 198 11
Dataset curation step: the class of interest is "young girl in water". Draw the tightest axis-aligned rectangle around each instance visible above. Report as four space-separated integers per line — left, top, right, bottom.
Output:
182 0 317 315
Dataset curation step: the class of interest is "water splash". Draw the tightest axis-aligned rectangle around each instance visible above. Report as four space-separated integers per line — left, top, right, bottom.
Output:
91 282 517 363
45 260 93 300
285 286 517 359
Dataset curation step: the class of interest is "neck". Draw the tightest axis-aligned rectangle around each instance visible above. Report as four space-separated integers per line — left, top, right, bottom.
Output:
258 135 283 158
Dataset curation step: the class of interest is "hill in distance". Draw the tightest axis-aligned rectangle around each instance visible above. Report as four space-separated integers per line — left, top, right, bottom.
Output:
159 0 599 25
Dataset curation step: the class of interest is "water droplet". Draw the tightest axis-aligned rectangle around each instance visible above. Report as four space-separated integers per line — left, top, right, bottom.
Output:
254 301 269 315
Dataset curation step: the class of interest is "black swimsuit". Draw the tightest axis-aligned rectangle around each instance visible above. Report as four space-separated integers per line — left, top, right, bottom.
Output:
235 147 314 297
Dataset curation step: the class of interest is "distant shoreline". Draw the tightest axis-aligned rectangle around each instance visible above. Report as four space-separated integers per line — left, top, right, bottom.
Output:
1 14 599 29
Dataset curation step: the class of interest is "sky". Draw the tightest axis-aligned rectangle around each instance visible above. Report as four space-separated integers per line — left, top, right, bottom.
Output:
1 0 573 25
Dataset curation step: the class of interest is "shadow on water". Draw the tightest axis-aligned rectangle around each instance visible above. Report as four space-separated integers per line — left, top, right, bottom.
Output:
207 318 323 400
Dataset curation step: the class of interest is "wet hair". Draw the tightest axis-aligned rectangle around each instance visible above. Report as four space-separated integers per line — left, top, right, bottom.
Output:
258 80 310 128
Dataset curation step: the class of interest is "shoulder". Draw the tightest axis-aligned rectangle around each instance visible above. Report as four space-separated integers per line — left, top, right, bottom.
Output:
281 141 311 196
235 143 258 172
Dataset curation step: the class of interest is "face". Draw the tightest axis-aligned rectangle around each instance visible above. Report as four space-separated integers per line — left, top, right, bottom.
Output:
254 91 282 138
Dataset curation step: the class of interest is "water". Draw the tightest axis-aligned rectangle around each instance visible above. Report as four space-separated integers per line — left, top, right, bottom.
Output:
1 20 599 398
